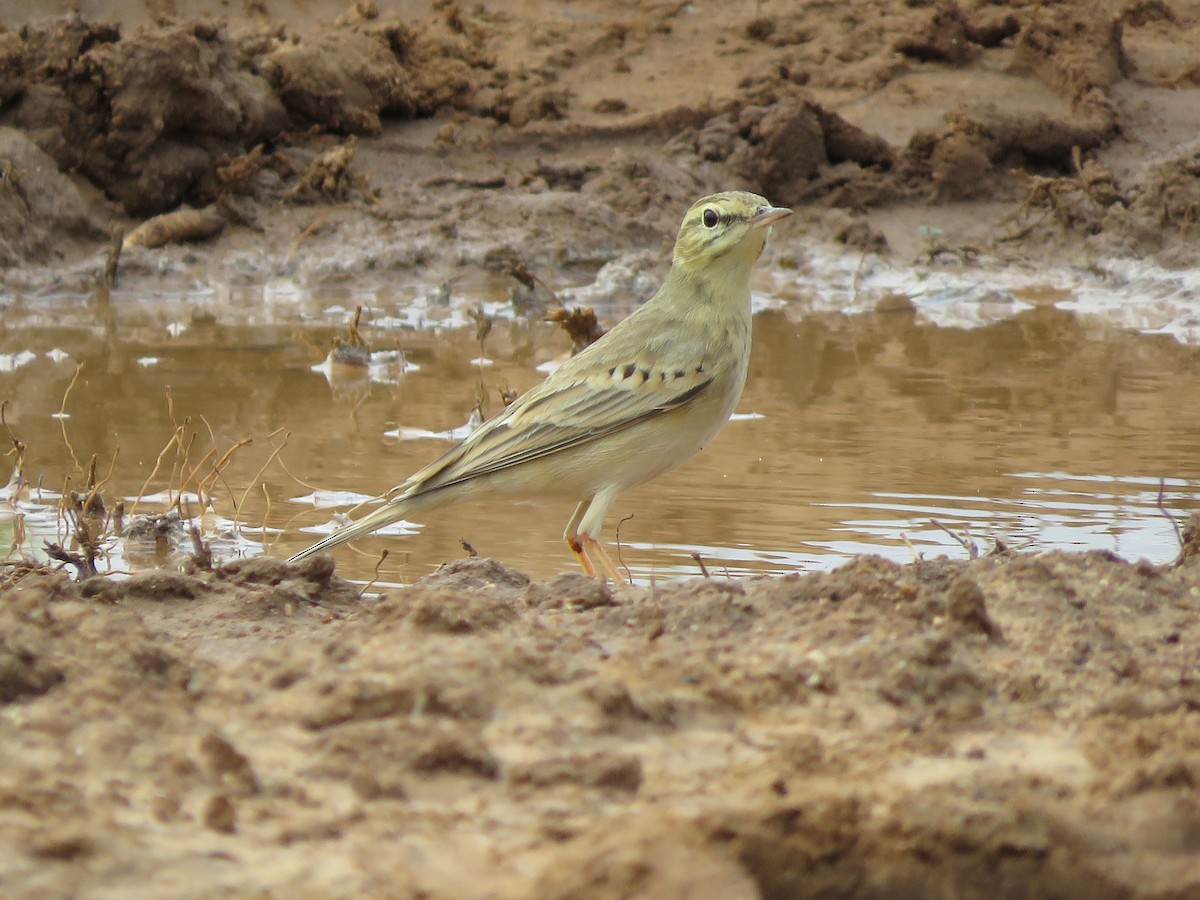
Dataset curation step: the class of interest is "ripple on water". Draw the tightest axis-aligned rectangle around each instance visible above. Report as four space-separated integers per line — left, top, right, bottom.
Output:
0 246 1197 581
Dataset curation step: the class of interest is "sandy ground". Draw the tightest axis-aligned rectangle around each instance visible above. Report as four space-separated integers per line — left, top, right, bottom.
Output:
3 0 1200 896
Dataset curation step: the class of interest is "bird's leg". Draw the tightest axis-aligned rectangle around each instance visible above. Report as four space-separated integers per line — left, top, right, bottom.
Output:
565 495 626 583
582 534 626 585
565 499 599 577
566 535 599 577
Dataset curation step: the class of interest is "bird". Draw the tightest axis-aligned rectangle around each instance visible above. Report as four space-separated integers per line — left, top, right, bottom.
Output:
289 191 792 580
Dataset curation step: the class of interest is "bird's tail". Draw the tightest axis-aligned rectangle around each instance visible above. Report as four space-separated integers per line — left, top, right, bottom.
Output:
288 496 419 563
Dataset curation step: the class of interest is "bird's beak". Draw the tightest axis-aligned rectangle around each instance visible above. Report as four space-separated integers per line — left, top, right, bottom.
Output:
750 205 793 229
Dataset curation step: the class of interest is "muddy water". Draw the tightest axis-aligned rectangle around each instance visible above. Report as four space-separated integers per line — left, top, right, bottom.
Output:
2 268 1197 584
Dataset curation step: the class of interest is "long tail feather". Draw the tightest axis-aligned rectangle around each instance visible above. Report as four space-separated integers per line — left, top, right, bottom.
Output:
288 498 414 563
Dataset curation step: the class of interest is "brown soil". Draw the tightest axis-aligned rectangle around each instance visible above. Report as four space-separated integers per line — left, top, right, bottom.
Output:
3 1 1200 896
1 0 1199 286
4 547 1200 897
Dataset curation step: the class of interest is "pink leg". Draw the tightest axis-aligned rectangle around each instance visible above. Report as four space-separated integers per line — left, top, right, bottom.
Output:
582 534 626 585
567 536 599 578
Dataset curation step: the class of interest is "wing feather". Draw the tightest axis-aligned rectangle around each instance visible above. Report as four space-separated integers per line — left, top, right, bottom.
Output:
394 363 714 500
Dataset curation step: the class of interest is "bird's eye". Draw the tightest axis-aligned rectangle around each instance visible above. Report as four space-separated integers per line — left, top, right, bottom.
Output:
702 208 719 228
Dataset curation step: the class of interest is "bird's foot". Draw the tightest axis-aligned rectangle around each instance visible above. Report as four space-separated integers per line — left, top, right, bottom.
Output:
567 535 628 585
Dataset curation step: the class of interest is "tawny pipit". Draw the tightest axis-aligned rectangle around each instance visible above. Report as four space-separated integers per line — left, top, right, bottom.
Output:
289 191 791 579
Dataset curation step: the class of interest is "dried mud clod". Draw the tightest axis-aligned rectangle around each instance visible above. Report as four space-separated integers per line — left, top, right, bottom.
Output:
223 554 357 600
533 815 760 899
944 574 1003 642
260 17 492 136
202 794 237 834
416 555 531 594
505 86 571 128
335 560 526 641
1011 6 1133 105
297 663 497 730
308 717 499 792
1098 145 1200 258
12 20 287 216
814 106 896 170
0 627 65 705
668 93 895 208
410 589 518 634
893 2 983 66
508 750 642 796
905 107 1119 204
894 0 1020 64
95 570 205 604
524 572 616 611
0 128 111 264
729 101 827 198
1 8 493 227
199 731 262 796
878 634 991 723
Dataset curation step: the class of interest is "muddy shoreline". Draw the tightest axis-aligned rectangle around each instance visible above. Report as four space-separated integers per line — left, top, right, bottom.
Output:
1 0 1199 293
3 545 1200 897
3 1 1200 897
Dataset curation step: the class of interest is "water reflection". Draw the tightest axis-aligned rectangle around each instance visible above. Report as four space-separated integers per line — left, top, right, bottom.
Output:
1 285 1196 583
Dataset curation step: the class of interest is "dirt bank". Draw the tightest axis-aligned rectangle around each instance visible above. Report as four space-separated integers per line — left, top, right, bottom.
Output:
0 0 1198 290
2 545 1200 897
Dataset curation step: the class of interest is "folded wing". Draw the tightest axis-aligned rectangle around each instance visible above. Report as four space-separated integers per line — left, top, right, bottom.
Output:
392 362 715 501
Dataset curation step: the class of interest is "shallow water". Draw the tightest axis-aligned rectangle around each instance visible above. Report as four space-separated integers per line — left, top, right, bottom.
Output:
2 251 1197 584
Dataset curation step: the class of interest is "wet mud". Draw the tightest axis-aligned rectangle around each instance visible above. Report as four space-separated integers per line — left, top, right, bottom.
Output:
3 548 1200 897
0 0 1198 286
3 0 1200 896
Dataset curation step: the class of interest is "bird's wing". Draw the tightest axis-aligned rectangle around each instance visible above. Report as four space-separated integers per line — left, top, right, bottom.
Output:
394 359 715 500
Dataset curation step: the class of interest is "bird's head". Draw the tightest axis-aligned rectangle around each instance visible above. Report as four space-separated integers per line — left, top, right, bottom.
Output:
671 191 792 271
